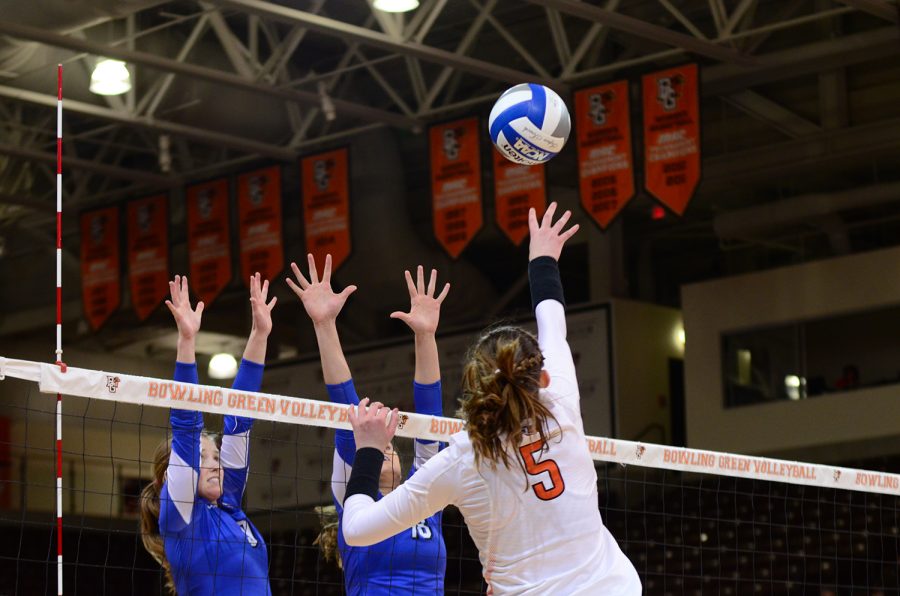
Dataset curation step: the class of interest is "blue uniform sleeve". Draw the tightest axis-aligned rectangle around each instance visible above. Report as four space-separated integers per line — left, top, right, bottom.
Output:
220 359 264 512
410 380 445 478
326 379 360 465
159 362 203 535
326 379 361 505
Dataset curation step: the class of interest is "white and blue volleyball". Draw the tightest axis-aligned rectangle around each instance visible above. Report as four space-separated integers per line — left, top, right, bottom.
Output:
488 83 571 166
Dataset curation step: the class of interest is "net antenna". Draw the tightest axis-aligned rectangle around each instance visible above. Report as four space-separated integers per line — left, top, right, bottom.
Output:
54 63 66 596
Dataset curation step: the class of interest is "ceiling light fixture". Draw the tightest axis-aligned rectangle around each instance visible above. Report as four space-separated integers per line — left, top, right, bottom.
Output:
208 353 238 380
373 0 419 13
90 59 132 96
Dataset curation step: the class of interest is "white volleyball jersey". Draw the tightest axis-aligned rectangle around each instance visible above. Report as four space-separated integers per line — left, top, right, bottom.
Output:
343 299 641 595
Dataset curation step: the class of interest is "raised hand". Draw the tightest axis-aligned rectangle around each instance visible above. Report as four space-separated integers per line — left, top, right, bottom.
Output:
249 272 277 337
165 275 203 340
390 266 450 336
528 201 579 262
347 397 400 451
286 253 357 325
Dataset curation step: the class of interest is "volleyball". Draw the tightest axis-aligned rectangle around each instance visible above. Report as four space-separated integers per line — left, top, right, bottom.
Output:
488 83 571 166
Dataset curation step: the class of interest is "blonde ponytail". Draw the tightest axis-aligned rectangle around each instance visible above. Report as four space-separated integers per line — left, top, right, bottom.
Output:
139 440 176 594
314 505 342 569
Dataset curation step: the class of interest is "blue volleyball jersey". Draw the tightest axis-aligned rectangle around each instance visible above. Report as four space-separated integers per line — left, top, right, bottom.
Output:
159 360 271 596
328 379 447 595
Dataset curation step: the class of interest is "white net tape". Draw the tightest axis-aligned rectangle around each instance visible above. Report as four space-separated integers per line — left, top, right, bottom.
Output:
2 356 899 497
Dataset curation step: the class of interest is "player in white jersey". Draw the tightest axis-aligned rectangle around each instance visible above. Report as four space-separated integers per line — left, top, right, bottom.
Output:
340 202 641 595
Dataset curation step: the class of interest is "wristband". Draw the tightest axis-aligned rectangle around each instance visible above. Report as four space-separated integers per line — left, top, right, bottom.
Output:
345 447 384 502
528 256 565 311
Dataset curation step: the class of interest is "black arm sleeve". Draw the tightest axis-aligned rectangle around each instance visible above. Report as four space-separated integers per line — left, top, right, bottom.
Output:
528 256 565 311
344 447 384 503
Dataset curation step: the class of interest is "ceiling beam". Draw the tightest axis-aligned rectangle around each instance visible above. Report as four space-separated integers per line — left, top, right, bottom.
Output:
0 20 418 131
702 116 900 190
703 26 899 95
835 0 899 23
0 85 297 161
723 90 821 138
0 143 178 186
523 0 757 65
208 0 565 91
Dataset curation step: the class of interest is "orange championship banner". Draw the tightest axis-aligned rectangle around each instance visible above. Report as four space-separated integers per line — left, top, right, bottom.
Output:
186 178 232 305
642 63 701 216
492 150 545 246
80 206 120 330
301 148 351 271
574 80 635 229
430 118 483 258
237 166 284 286
127 195 168 321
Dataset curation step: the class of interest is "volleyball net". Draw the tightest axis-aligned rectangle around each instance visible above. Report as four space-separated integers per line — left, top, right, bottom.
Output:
1 356 899 594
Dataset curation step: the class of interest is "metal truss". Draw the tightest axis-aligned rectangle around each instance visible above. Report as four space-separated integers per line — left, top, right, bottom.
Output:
0 0 896 219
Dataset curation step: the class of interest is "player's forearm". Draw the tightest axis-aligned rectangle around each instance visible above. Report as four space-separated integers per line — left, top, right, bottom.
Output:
313 319 352 384
176 336 196 365
528 255 565 312
413 332 440 384
342 448 405 546
241 330 268 365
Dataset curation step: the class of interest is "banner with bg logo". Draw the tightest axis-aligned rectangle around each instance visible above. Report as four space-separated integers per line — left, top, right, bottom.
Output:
429 118 482 258
642 63 701 216
187 178 232 306
301 148 351 271
237 166 283 286
574 80 634 229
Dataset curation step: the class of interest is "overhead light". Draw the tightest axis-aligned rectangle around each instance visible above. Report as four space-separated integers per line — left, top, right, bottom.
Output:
90 59 131 96
208 353 238 380
373 0 419 13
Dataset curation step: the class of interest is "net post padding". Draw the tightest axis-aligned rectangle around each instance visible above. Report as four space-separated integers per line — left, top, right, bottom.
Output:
2 356 899 498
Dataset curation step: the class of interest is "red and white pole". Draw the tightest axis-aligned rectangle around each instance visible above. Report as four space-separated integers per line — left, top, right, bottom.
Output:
55 63 65 596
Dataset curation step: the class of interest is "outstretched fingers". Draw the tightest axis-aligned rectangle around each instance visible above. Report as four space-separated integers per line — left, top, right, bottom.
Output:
427 268 437 297
287 261 310 295
323 253 332 284
435 282 450 304
403 269 416 299
307 253 319 285
416 265 425 295
541 201 558 228
560 222 580 243
528 207 539 235
551 208 572 232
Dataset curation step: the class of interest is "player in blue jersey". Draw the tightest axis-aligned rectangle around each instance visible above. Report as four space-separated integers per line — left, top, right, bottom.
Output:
140 273 277 595
287 254 449 595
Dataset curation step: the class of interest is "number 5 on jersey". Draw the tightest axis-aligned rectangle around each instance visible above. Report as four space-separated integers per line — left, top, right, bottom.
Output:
519 439 566 500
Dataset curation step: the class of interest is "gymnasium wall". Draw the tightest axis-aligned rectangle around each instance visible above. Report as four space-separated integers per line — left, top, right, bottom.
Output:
609 299 683 444
682 245 900 457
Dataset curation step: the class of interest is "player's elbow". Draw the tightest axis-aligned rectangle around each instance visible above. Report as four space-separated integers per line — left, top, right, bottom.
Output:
341 521 374 547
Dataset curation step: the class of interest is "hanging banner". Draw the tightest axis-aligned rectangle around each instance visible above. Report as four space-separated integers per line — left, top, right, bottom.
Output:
301 148 351 271
127 195 168 321
642 63 701 216
430 118 483 258
186 178 231 305
237 166 283 286
492 150 545 246
575 80 635 229
80 206 120 330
